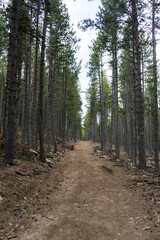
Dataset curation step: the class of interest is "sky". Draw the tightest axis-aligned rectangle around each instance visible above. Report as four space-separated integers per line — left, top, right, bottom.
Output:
63 0 102 117
63 0 160 120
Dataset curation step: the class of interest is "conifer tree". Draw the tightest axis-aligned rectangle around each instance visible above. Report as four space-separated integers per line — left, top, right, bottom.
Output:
4 0 22 165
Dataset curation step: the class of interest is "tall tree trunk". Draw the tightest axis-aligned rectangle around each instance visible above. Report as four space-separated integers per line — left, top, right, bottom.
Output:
67 114 70 144
0 69 4 134
123 88 128 154
148 94 152 153
51 51 57 153
17 34 23 130
62 68 67 152
98 57 106 153
110 68 115 157
22 35 29 141
3 62 9 139
113 46 120 158
46 29 53 150
131 0 146 169
152 0 159 169
38 6 47 162
31 1 40 149
47 28 58 153
128 61 136 163
4 0 22 165
92 101 97 142
27 7 33 146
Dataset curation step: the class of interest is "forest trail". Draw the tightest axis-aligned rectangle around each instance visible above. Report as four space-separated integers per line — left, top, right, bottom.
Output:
19 141 158 240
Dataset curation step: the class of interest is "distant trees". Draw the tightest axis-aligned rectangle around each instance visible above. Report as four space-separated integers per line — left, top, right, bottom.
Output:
1 0 160 170
1 0 82 165
86 37 107 152
85 36 112 153
83 0 160 169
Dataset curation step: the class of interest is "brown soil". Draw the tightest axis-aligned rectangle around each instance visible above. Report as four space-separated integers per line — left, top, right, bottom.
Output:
0 150 66 240
1 141 160 240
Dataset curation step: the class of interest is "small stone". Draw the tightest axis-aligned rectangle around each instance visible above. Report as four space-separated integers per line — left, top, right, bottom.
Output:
13 191 19 196
142 226 151 231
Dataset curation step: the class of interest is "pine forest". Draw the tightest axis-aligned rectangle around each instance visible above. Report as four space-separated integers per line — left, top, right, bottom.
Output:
0 0 160 239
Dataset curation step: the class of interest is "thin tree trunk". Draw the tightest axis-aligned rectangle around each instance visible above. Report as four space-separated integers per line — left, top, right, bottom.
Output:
38 6 47 162
51 56 57 153
16 33 23 131
67 114 70 144
3 62 9 139
148 94 152 153
31 0 40 149
131 0 146 169
92 101 97 142
113 47 120 158
110 66 115 157
46 29 53 150
62 69 67 152
152 0 159 169
98 56 106 153
22 35 29 141
0 69 4 134
128 61 136 163
27 7 33 146
51 39 58 153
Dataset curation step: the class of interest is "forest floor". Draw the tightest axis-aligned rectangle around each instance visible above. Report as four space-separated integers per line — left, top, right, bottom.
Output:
0 141 160 240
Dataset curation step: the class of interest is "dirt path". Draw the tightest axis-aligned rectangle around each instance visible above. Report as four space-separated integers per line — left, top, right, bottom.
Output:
19 141 159 240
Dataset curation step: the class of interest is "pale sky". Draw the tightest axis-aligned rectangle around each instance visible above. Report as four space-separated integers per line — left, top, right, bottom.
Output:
63 0 102 117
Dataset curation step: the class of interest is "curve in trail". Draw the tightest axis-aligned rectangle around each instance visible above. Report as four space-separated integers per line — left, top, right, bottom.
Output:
20 141 154 240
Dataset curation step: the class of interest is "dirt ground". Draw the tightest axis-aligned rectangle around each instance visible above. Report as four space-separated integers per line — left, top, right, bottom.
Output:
0 149 66 240
12 141 159 240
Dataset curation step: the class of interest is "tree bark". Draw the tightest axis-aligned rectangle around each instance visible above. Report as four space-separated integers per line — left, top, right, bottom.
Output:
27 7 33 147
131 0 146 169
31 0 40 149
92 101 97 142
0 69 4 134
38 6 47 162
98 56 106 153
22 35 29 141
113 46 120 159
62 67 67 152
4 0 22 165
152 0 159 169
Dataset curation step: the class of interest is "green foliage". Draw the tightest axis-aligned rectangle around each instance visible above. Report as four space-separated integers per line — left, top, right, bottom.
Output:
0 7 8 57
